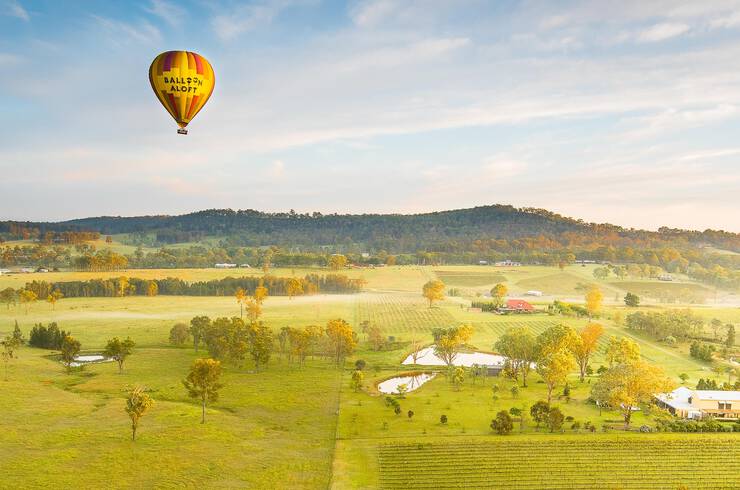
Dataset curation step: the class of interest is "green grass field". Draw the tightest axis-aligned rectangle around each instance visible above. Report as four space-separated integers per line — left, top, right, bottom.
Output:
0 265 737 489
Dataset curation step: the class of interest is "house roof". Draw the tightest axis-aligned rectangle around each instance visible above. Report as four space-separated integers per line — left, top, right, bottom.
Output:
506 299 534 310
695 390 740 401
655 387 694 411
655 387 740 410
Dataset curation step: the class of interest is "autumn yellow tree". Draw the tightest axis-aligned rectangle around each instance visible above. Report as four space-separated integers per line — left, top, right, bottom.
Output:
46 289 63 310
328 254 348 270
592 360 673 428
19 289 37 314
536 325 578 403
254 281 269 304
245 298 262 322
490 283 508 308
422 280 445 308
604 335 640 367
325 319 356 366
570 322 605 382
235 288 248 318
286 278 303 299
585 286 603 318
125 385 154 441
116 276 130 297
537 349 575 404
433 325 474 367
146 281 158 297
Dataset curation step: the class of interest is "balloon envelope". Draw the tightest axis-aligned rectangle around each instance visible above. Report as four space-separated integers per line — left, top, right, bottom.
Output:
149 51 215 131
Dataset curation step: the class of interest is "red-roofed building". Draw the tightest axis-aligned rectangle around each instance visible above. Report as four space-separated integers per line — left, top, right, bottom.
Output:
505 299 535 312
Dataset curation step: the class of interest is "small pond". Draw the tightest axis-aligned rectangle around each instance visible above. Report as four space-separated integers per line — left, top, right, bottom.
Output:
68 354 113 367
377 372 436 395
402 346 507 367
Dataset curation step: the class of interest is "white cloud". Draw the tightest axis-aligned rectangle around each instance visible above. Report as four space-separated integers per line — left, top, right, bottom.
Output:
637 22 690 42
4 0 28 21
350 0 398 27
709 10 740 29
144 0 185 27
618 105 740 140
211 0 299 40
91 15 161 44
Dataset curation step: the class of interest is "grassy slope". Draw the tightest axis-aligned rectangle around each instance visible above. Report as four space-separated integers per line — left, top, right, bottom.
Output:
0 295 351 488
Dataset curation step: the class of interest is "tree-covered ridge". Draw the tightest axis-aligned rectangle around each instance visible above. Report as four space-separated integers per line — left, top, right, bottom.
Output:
2 205 739 251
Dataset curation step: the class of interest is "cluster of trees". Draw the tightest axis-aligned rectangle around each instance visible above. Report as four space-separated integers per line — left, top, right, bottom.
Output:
171 316 358 369
696 377 740 391
494 323 644 408
689 342 716 362
29 322 71 349
0 222 99 244
12 273 364 301
625 310 705 342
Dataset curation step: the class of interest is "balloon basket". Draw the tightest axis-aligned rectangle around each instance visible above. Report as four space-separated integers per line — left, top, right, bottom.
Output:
177 128 188 135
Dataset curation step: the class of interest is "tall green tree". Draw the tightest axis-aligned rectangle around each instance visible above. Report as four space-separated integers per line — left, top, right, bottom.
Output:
726 324 736 348
249 321 273 371
189 316 211 352
60 335 81 372
494 326 537 387
0 287 17 310
1 336 21 380
103 337 136 374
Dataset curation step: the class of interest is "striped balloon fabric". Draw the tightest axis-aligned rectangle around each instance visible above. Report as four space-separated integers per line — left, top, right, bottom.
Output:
149 51 215 134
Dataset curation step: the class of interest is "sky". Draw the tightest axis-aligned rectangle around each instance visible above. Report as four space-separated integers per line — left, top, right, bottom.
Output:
1 0 740 231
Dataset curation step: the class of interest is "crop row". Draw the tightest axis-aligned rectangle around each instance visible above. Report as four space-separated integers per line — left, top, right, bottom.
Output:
356 295 456 334
377 438 740 489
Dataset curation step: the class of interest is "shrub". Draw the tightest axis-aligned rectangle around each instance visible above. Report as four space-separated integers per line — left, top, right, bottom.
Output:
490 410 514 435
639 425 652 433
547 407 565 433
530 401 550 429
440 414 448 425
169 323 189 346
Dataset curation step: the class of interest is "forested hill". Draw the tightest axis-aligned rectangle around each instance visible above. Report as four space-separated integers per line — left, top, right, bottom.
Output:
2 205 739 252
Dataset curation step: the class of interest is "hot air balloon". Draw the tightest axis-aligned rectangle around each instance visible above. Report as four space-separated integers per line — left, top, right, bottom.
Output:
149 51 215 135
